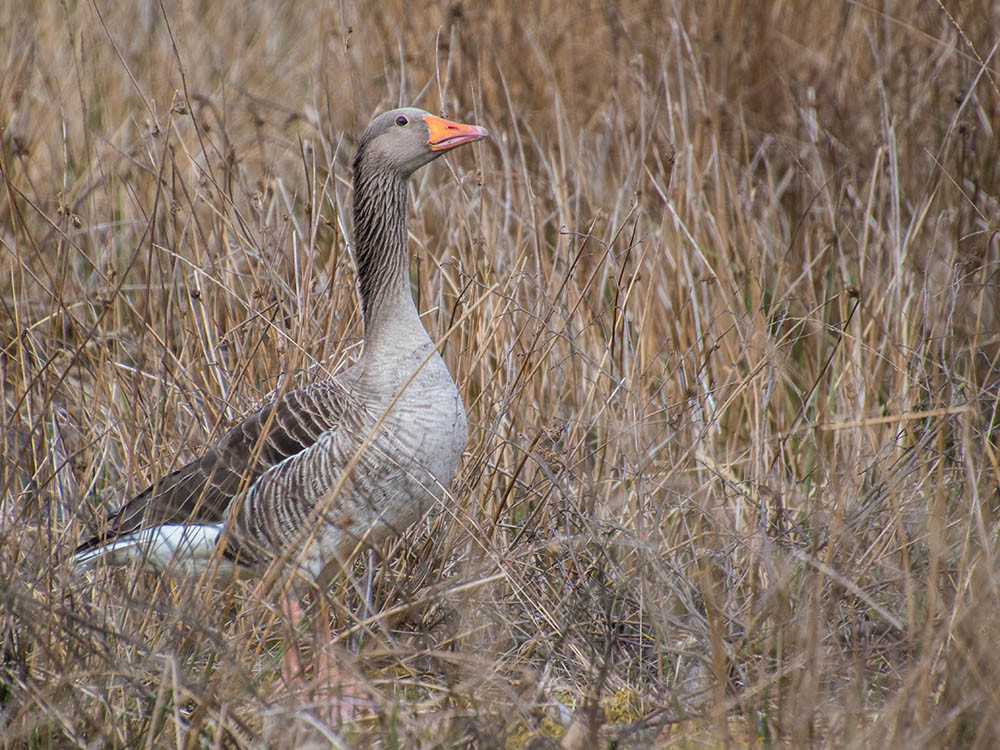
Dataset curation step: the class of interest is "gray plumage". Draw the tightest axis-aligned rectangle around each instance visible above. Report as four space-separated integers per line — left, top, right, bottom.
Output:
74 108 488 585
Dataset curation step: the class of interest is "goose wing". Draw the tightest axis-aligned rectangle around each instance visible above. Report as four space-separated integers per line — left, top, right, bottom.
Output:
75 378 353 564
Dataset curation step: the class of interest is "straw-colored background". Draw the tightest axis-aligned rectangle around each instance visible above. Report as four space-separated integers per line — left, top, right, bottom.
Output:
2 1 999 746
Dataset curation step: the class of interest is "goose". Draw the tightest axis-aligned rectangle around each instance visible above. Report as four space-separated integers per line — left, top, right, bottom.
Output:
73 108 488 695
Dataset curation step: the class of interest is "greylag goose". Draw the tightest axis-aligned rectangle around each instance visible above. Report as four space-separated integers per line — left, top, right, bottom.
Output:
73 107 487 655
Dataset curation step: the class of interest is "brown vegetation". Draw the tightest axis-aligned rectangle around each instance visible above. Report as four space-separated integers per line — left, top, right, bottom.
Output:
2 0 999 747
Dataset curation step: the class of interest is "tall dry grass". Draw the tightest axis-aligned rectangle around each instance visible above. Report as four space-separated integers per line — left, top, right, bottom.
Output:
2 0 999 747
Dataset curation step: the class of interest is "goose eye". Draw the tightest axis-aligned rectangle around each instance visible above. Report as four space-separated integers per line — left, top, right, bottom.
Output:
395 115 408 126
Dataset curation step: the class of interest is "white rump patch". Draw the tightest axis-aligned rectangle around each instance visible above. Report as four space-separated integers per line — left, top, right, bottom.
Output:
73 523 229 575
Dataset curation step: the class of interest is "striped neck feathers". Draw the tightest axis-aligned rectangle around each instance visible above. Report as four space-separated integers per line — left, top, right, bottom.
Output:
351 154 413 333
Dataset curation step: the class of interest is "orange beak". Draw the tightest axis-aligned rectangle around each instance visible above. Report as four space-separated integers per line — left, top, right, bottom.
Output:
424 114 489 151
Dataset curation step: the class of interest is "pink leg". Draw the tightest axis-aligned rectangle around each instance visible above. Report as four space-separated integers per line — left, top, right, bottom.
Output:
279 596 372 722
280 597 307 684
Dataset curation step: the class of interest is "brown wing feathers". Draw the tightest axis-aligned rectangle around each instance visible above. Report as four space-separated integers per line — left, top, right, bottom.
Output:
75 381 344 557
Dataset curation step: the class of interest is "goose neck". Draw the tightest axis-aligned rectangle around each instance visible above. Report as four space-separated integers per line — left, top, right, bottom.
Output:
352 164 427 355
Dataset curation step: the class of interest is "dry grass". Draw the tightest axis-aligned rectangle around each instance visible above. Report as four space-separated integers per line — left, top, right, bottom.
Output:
2 0 1000 747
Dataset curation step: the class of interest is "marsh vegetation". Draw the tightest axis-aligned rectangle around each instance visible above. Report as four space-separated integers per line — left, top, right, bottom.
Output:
1 1 999 746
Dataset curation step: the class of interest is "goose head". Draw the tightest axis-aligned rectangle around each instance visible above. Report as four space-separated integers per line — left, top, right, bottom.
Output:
355 107 489 178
